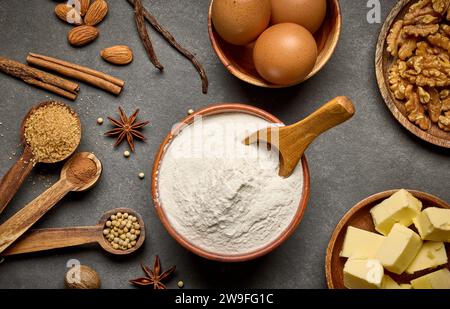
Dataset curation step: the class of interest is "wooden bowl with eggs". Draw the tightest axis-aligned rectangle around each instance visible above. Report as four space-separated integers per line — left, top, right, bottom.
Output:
208 0 341 88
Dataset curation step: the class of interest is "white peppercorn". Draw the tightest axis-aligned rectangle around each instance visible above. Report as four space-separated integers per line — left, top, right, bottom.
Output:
103 211 142 251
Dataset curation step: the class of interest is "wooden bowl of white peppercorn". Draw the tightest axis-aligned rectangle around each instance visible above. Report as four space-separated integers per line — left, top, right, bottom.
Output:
152 104 311 262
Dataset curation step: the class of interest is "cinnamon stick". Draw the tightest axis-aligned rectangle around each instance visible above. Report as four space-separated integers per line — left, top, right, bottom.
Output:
0 56 79 100
126 0 208 94
134 0 164 71
27 53 125 96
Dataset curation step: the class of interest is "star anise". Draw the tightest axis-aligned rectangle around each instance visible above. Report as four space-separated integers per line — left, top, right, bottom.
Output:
129 255 176 289
105 106 149 152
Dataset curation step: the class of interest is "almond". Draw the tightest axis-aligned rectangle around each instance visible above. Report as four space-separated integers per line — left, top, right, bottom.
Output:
55 3 82 25
101 45 134 65
80 0 91 17
84 0 108 26
68 25 99 47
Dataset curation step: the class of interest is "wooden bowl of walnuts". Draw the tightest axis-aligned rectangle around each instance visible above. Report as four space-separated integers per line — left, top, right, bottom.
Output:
375 0 450 148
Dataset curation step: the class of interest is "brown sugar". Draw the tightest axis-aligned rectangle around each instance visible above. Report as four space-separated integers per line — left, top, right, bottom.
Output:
24 102 81 162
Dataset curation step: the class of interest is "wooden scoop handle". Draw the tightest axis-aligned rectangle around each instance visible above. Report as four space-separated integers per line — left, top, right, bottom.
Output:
277 96 355 177
0 178 73 254
1 226 102 256
290 96 355 144
0 146 35 215
244 97 355 178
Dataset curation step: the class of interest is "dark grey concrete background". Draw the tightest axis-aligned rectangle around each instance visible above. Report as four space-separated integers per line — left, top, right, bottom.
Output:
0 0 448 289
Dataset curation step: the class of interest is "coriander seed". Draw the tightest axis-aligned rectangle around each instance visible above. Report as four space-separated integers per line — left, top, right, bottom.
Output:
178 281 184 288
188 109 194 115
97 117 104 125
138 172 145 179
124 150 130 158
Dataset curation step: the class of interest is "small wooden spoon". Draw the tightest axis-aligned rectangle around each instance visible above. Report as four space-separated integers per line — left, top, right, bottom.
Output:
2 208 145 256
0 101 81 215
244 96 355 177
0 152 101 254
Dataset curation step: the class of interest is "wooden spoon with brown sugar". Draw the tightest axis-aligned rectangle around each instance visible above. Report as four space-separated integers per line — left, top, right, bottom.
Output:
0 101 81 215
0 152 101 254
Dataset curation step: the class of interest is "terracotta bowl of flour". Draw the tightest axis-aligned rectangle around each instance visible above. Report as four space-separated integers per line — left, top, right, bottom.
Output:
152 104 310 262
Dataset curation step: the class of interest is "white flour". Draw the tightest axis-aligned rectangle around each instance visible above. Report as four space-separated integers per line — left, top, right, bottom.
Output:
157 113 304 255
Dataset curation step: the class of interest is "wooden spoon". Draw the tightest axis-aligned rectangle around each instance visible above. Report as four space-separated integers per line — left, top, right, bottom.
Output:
0 152 101 254
244 96 355 177
0 101 81 215
2 208 145 256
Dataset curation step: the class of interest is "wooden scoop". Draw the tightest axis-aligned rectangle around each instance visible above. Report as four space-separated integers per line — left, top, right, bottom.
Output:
0 152 101 254
244 96 355 177
0 101 81 215
2 208 145 256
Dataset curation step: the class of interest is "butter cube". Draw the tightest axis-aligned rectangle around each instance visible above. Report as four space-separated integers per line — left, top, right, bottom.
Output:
375 223 422 274
381 275 401 289
400 284 412 289
380 275 412 289
340 226 385 259
413 207 450 242
411 268 450 289
343 258 384 289
406 241 448 274
370 189 422 235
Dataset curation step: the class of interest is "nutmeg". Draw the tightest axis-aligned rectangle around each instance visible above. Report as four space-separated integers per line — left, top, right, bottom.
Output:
64 265 101 289
55 3 82 26
101 45 133 65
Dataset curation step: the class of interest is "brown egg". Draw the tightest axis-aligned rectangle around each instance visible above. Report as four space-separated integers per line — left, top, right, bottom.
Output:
270 0 327 34
211 0 271 46
253 23 317 86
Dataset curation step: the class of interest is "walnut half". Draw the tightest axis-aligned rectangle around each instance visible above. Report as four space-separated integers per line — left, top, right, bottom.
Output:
388 61 410 100
428 88 443 122
405 85 432 130
431 0 450 15
438 112 450 131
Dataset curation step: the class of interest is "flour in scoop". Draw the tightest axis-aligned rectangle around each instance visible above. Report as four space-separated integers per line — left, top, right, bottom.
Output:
158 113 304 255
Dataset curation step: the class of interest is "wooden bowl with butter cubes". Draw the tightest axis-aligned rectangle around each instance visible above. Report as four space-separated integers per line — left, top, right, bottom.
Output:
326 189 450 289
